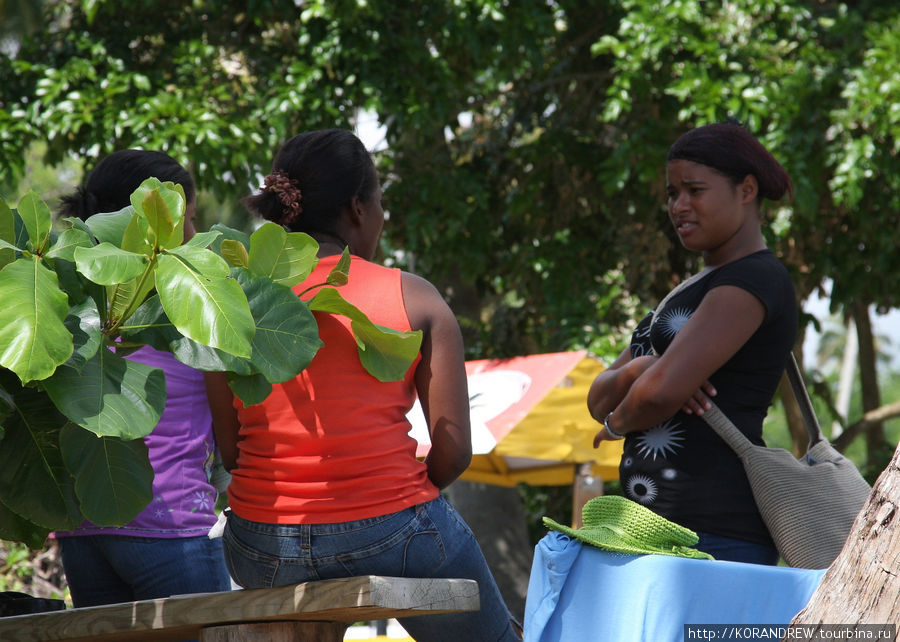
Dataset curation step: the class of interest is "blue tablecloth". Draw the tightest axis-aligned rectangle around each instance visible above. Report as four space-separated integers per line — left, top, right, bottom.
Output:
525 531 825 642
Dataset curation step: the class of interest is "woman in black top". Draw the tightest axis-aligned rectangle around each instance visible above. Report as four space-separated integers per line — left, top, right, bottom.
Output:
590 122 797 564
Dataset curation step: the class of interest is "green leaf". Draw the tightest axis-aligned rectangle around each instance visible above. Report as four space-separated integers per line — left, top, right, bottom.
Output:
83 206 135 245
60 424 154 526
156 247 254 358
141 188 177 249
0 198 16 271
221 239 250 268
45 226 95 262
185 230 222 249
0 500 51 549
16 191 53 253
326 248 351 286
121 295 253 375
43 347 166 439
209 223 250 255
63 298 103 371
74 243 150 285
308 288 422 382
233 268 323 382
227 371 272 406
0 256 73 383
0 378 81 531
248 222 319 287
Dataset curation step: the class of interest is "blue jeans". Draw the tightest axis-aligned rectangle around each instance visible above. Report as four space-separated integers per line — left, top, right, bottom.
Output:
58 534 232 607
695 531 780 565
223 495 519 642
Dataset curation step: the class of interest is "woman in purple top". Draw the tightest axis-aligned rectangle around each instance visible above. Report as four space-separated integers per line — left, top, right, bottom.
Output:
54 150 232 606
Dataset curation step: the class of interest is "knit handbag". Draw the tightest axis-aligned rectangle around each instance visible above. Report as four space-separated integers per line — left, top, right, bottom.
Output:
701 355 871 569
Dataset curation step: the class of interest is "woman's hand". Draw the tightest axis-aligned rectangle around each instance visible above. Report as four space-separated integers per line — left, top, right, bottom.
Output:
681 380 717 416
593 426 620 448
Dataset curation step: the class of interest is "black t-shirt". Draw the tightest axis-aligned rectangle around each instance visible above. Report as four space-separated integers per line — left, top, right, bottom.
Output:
620 249 797 545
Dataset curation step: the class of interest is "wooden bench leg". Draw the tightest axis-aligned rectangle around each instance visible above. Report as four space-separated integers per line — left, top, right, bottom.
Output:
201 620 349 641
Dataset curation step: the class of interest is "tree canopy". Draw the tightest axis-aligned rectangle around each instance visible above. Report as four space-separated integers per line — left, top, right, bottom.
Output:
2 0 898 363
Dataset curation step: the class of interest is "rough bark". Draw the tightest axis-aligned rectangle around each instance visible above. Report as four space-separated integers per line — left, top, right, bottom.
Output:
789 441 900 627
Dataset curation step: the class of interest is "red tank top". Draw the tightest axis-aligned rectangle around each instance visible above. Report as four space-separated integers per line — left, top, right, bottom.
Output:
227 255 437 524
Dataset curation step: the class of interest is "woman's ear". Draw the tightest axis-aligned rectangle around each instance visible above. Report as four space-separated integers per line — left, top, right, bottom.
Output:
349 195 365 226
740 174 759 205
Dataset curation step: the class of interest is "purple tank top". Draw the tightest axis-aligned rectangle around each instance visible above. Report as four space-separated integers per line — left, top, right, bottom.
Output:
57 346 219 538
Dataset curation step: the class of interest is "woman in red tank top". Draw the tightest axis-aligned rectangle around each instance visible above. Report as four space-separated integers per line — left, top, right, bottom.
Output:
206 129 520 641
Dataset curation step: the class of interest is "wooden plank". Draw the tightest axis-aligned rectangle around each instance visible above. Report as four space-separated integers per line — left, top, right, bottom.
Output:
0 576 479 642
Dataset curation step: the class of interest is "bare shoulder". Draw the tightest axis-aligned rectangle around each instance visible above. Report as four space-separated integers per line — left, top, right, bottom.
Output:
400 271 453 332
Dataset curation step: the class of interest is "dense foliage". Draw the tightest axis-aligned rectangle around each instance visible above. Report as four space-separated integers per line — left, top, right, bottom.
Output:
0 181 421 546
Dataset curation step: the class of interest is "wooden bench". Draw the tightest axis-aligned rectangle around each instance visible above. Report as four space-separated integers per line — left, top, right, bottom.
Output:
0 575 479 641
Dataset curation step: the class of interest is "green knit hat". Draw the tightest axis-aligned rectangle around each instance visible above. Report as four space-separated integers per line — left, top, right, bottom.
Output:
543 495 714 560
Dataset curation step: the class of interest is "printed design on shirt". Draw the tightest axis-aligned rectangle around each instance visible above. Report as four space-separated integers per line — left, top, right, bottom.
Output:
625 474 658 505
630 323 653 357
193 490 213 512
635 419 685 461
657 306 692 338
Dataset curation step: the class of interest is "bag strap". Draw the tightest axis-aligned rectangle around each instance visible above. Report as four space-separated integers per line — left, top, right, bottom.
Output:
703 355 824 456
785 353 825 447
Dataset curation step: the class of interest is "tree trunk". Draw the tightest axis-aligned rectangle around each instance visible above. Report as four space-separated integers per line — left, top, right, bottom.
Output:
789 441 900 626
852 301 885 469
443 481 532 622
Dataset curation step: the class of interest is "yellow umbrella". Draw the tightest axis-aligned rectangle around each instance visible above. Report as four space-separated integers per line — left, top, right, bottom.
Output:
410 350 621 487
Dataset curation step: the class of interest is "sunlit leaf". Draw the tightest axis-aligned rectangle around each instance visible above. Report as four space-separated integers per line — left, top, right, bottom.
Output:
83 206 135 245
0 256 73 383
308 287 422 382
221 239 250 268
156 247 254 357
74 242 149 285
16 191 53 253
45 227 94 262
248 222 319 287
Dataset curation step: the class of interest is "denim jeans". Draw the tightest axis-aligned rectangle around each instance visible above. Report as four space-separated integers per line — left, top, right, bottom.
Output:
58 534 232 607
223 495 519 642
695 531 780 565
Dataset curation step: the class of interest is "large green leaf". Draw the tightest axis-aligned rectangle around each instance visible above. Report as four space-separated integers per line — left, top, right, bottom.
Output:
83 206 135 245
43 347 166 440
74 242 150 285
0 198 15 271
45 226 95 262
60 423 154 526
308 288 422 382
209 223 250 255
156 247 254 358
141 185 183 250
248 223 319 287
0 379 81 531
234 268 323 383
63 298 103 372
227 371 272 406
15 191 53 253
0 256 73 383
121 295 253 375
0 500 51 549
